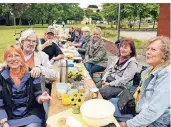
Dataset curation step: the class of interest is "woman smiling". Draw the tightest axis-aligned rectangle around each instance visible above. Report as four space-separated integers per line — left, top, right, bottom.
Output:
0 46 51 127
110 36 170 127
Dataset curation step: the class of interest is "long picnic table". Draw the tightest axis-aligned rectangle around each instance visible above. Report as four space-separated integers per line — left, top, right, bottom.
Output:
47 46 120 127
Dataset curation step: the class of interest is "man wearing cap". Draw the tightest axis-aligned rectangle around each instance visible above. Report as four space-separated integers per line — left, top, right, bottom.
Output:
40 29 64 62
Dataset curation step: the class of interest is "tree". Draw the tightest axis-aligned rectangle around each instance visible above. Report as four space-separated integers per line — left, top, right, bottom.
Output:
69 6 84 21
91 12 103 21
0 4 11 25
122 3 138 29
102 3 118 28
148 4 159 30
136 3 150 30
84 9 94 18
10 3 30 25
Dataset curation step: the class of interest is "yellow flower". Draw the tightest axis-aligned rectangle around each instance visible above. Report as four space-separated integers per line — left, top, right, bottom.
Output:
71 97 76 105
76 97 84 107
78 92 85 98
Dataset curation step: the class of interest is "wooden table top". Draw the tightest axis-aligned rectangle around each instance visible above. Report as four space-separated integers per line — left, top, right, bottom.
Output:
47 50 120 127
48 63 102 116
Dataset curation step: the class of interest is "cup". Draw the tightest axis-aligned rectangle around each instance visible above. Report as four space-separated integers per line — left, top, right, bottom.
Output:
62 94 71 105
90 88 99 99
57 89 67 100
63 45 67 49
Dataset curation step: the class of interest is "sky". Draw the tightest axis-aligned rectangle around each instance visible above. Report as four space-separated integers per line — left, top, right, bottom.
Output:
1 0 170 3
79 3 101 9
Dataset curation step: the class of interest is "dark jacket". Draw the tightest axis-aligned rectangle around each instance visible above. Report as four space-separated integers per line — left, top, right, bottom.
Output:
67 31 75 42
0 68 45 120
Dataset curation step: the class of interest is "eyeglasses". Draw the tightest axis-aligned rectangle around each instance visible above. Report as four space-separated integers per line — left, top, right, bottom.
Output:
7 53 21 61
25 39 37 44
93 33 100 36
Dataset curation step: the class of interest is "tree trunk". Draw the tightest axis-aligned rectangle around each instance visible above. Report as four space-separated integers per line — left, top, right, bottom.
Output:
19 17 22 25
138 16 142 30
153 19 155 30
5 11 10 25
13 15 16 26
111 21 114 28
42 20 44 26
133 17 135 30
14 15 17 36
48 19 52 25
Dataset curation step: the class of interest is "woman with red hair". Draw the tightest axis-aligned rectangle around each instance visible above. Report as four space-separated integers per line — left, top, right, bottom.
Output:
99 39 140 100
0 46 51 127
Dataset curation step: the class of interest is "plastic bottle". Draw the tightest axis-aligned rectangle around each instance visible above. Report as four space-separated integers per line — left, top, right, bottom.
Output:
78 81 85 93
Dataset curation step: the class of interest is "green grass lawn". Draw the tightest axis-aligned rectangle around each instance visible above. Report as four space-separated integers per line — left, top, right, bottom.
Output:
0 24 145 63
0 26 46 63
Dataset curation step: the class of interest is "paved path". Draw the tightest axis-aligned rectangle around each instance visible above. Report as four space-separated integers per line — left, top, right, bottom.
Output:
120 31 157 40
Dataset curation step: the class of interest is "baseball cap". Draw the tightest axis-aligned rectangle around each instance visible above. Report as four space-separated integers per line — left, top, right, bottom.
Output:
46 29 54 34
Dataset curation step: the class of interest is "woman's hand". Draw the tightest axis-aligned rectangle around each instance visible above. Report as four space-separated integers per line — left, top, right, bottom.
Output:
41 40 53 49
0 118 9 127
119 122 127 127
30 66 41 78
38 91 52 104
3 123 10 127
102 82 110 87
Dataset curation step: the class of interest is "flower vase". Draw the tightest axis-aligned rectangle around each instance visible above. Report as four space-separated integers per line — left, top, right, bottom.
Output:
68 78 80 89
72 105 80 114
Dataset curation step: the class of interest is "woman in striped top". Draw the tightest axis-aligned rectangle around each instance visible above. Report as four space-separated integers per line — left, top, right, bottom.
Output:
0 45 51 127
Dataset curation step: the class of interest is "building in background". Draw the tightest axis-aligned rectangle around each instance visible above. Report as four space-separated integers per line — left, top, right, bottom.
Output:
157 3 170 38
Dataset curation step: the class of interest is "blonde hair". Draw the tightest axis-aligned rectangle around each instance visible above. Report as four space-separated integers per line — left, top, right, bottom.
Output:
146 36 170 62
19 29 40 52
93 27 102 36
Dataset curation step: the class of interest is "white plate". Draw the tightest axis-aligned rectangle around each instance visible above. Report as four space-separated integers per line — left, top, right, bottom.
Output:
80 99 115 119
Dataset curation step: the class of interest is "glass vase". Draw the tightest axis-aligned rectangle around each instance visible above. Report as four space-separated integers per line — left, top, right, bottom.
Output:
72 105 80 114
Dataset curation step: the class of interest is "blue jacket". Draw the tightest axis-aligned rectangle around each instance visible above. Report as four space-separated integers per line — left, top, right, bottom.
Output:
127 65 170 127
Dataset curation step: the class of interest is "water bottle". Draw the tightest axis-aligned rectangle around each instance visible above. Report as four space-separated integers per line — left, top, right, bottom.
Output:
78 81 85 93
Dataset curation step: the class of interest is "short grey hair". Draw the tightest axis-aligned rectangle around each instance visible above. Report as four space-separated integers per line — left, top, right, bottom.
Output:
147 36 170 61
19 29 40 52
81 26 90 32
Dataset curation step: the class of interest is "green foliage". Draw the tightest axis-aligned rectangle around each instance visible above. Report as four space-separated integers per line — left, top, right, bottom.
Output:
0 3 84 25
67 6 84 21
84 9 94 18
102 3 118 22
102 3 160 29
120 21 128 28
91 12 103 21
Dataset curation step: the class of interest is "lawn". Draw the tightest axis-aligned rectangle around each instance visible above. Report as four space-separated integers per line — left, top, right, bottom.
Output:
0 24 145 63
0 26 46 63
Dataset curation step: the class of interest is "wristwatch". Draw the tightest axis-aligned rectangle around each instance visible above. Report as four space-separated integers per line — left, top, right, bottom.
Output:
0 121 8 127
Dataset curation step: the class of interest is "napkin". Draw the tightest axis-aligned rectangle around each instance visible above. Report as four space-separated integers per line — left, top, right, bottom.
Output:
66 116 82 127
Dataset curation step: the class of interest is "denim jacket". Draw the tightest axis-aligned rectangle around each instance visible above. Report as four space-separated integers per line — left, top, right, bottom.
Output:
126 65 170 127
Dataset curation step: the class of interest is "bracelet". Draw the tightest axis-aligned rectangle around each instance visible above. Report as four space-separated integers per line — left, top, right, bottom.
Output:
0 121 8 127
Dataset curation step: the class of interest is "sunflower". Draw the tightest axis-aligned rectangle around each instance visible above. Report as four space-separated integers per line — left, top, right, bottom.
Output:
70 97 76 105
76 97 84 107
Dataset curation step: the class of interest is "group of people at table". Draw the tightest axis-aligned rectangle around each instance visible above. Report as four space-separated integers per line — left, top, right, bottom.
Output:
0 25 170 127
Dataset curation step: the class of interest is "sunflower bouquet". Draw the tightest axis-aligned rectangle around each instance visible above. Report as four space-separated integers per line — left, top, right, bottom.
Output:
68 70 84 81
70 91 85 114
68 70 84 89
